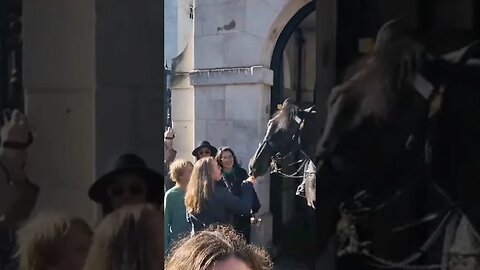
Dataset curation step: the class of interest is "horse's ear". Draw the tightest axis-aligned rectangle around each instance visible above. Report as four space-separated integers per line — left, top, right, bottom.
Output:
282 98 294 107
374 17 405 51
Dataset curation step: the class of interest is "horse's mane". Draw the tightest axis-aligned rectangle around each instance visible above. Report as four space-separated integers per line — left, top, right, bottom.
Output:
335 36 425 121
343 37 424 96
272 100 298 131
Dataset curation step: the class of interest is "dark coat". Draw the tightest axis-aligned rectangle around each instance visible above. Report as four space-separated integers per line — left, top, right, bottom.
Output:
223 167 261 213
223 166 261 243
187 180 254 232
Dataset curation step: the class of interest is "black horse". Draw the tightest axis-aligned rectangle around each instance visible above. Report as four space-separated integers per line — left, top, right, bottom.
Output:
248 98 318 208
249 18 480 269
317 21 480 269
315 18 439 262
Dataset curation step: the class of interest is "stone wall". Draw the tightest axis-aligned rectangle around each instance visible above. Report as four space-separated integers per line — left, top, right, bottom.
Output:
23 0 96 222
189 67 272 167
164 0 178 66
176 0 320 249
23 0 164 224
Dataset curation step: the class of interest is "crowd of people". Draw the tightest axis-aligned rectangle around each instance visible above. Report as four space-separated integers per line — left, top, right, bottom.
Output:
0 111 272 270
164 128 267 260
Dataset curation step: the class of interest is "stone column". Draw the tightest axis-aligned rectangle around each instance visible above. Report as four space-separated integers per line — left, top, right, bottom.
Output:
23 0 96 222
94 0 164 188
23 0 163 223
170 31 195 162
190 66 274 248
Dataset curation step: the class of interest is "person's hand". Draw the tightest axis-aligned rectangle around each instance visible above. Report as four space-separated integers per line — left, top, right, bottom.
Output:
164 127 175 150
164 127 175 140
245 176 257 185
1 110 30 146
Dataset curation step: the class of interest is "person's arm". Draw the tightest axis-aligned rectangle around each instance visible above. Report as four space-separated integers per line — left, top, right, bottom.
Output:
217 181 254 215
252 188 261 214
0 110 38 230
164 144 177 165
164 128 177 165
163 192 172 254
0 177 39 230
238 168 261 213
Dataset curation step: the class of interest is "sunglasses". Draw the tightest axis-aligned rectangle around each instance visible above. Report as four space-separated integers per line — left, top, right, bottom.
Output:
109 185 145 198
198 150 211 155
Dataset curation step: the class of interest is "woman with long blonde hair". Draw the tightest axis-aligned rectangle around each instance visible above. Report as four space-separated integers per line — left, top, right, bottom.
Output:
185 157 256 233
82 204 163 270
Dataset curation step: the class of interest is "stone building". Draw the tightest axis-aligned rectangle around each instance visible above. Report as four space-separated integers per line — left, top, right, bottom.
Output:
168 0 480 261
0 0 477 266
168 0 327 256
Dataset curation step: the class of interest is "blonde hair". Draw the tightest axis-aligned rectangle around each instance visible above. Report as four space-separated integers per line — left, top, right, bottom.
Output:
165 225 272 270
82 204 163 270
169 159 193 183
15 212 92 270
184 157 216 214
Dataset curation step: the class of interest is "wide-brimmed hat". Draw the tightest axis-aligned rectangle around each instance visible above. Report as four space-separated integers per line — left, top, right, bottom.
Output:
192 141 217 157
88 153 164 203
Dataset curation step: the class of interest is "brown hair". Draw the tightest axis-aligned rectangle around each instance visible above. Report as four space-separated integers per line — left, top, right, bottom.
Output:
165 225 272 270
271 98 299 131
215 147 239 170
184 157 216 214
16 212 92 270
82 204 163 270
169 159 194 183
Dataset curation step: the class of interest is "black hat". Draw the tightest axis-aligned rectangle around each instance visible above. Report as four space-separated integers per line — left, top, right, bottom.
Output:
192 141 217 158
88 153 164 203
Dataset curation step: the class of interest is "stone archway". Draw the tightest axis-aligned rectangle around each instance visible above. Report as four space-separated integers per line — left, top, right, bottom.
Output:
264 1 317 264
260 0 314 68
269 2 315 113
184 0 323 257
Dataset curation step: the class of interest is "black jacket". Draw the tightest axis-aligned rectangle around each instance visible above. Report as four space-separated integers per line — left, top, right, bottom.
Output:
187 180 254 232
223 167 261 213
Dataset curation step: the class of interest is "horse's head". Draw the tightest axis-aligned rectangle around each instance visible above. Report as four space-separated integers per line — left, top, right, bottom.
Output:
248 99 315 178
314 19 444 255
317 18 434 164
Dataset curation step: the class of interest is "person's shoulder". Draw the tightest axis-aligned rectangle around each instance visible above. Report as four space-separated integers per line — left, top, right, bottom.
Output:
237 166 247 173
213 184 229 196
165 186 183 197
235 167 249 178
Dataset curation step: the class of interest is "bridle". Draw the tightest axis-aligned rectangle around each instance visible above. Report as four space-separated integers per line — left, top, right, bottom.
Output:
334 61 469 269
262 111 311 179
